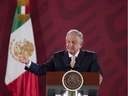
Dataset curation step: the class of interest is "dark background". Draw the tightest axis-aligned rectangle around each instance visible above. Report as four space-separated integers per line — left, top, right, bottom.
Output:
0 0 127 96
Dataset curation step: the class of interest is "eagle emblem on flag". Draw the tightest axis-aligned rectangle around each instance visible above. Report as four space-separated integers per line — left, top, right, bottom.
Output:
10 39 34 62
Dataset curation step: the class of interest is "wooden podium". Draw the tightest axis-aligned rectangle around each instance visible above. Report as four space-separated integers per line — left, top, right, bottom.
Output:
46 72 99 96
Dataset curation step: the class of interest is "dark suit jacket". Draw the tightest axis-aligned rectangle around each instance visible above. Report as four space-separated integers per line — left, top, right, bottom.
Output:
25 49 102 76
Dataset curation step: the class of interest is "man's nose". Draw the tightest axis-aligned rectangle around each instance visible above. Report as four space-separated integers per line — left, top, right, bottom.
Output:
69 42 73 46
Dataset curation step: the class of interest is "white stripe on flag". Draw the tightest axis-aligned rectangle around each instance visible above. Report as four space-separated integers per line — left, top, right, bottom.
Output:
21 6 25 14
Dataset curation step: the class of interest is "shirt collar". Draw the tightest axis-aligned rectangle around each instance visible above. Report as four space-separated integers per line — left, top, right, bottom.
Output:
68 50 80 57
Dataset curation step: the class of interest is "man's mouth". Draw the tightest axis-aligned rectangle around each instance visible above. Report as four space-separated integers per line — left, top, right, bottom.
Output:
68 48 74 50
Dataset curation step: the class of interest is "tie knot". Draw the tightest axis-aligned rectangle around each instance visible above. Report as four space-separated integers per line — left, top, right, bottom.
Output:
71 56 76 60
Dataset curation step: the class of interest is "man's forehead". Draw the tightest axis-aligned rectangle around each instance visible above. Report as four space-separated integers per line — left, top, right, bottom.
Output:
67 35 79 38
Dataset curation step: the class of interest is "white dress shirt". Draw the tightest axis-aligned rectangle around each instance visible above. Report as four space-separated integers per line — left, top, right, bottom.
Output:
68 50 80 57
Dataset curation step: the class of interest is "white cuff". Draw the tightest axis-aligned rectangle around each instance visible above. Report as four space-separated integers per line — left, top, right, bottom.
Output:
25 60 31 68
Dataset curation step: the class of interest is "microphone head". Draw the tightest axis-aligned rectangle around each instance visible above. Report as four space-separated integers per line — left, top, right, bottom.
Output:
75 57 79 69
66 64 70 67
75 65 79 69
75 57 78 63
68 57 71 64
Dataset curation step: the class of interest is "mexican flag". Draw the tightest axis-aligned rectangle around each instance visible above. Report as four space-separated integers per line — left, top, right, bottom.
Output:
5 0 39 96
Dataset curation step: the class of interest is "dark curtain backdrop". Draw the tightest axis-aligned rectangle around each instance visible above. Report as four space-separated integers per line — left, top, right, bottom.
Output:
0 0 127 96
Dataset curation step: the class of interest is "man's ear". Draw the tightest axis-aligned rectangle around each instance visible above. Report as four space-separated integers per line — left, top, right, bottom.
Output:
80 41 84 48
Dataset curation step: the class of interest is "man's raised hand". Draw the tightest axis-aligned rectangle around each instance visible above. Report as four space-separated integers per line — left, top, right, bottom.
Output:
17 50 29 64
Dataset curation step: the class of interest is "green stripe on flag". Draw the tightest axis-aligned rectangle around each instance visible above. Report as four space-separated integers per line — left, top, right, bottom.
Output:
17 6 21 14
11 6 30 33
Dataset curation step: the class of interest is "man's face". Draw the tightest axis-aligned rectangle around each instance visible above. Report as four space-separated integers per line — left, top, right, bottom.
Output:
66 34 83 55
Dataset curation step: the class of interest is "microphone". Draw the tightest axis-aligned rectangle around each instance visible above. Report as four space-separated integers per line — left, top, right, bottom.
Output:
74 57 79 70
66 57 71 71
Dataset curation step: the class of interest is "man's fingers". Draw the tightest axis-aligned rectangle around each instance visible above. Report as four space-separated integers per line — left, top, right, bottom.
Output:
17 55 21 59
17 55 23 62
22 50 26 56
99 74 103 85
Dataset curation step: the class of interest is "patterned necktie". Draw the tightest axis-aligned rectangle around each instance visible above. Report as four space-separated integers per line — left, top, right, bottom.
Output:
71 56 76 68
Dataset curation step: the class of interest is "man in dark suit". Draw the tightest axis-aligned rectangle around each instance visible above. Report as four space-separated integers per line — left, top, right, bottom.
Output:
18 29 103 84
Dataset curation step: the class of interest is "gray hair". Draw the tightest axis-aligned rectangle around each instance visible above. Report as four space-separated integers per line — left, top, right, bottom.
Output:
66 29 83 43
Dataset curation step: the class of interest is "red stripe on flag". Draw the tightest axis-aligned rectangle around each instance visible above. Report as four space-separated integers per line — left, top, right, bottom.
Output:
7 71 39 96
26 0 29 14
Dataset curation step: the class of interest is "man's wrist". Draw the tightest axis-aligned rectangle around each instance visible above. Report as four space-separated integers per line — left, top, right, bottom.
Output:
25 59 29 65
25 60 31 68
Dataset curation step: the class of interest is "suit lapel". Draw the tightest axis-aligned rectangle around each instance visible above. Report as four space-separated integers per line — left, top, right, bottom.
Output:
78 49 85 67
62 50 69 67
